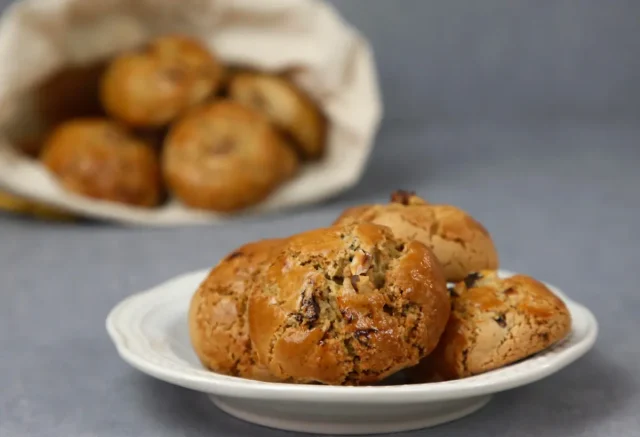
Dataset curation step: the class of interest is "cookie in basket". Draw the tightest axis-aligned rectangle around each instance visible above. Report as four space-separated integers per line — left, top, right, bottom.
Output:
228 71 326 160
41 119 163 207
100 35 223 127
248 222 450 385
162 100 299 212
333 191 499 282
189 239 283 381
408 270 572 382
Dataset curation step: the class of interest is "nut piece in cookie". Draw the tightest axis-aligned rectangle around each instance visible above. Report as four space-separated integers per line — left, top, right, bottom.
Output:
40 118 162 207
248 223 450 385
162 100 299 212
189 239 283 381
333 191 499 282
228 71 326 160
389 190 426 206
408 270 572 382
100 35 223 127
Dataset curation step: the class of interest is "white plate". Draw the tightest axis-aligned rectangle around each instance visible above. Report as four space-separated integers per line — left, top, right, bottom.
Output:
106 269 598 435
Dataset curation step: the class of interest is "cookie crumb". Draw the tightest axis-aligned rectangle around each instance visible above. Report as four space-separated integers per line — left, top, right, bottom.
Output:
351 251 372 275
225 251 243 261
390 190 416 205
355 328 377 346
341 309 354 323
494 314 507 327
299 294 319 325
447 285 459 297
350 275 360 292
463 272 482 288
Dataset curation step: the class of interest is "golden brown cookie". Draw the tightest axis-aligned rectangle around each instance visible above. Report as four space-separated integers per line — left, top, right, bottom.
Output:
100 35 223 127
228 71 326 160
162 101 299 212
189 239 283 381
248 223 450 385
40 119 162 207
333 191 499 282
408 270 572 382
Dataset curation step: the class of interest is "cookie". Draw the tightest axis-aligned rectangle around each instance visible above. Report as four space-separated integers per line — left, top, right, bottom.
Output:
162 101 299 212
248 223 450 385
189 239 283 381
100 35 223 127
408 270 572 381
228 71 326 160
333 191 499 282
40 118 162 207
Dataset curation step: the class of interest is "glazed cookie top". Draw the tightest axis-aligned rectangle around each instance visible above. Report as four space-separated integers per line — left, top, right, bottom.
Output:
422 270 572 380
189 238 283 380
249 223 450 385
333 191 499 282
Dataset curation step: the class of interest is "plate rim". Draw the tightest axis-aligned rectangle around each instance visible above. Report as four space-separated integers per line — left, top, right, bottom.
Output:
106 268 598 404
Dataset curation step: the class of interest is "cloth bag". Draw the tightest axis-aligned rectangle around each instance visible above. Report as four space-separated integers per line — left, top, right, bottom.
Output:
0 0 382 225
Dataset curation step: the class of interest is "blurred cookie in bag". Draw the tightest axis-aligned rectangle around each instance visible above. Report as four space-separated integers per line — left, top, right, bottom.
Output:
333 191 499 282
162 100 299 212
228 71 326 160
408 270 572 381
41 119 163 207
100 35 223 127
189 238 283 381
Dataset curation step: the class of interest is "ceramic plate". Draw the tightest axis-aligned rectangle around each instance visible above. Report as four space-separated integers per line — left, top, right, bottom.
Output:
106 269 598 435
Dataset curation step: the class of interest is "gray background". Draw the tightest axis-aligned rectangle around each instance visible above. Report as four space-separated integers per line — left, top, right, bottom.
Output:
1 1 640 436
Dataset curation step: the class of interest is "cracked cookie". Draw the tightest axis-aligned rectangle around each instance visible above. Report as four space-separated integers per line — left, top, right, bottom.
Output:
100 35 223 127
41 118 162 207
333 191 499 282
408 270 572 381
189 238 283 381
162 100 299 212
228 71 326 160
248 223 450 385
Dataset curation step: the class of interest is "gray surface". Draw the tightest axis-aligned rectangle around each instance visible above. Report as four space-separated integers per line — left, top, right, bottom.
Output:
2 1 640 437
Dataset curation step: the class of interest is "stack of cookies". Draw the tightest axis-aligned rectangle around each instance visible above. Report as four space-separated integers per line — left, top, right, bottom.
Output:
23 34 326 213
188 191 572 385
